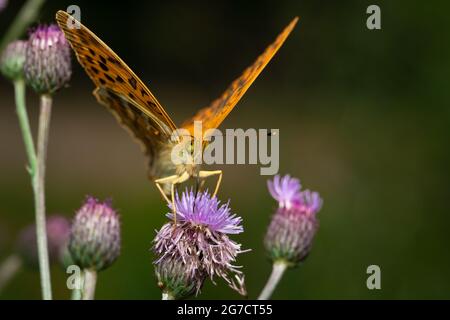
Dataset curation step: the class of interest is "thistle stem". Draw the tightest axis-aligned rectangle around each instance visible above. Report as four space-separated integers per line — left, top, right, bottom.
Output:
14 79 53 299
257 261 288 300
69 268 83 300
34 94 53 300
162 291 175 300
0 255 23 293
71 286 82 300
0 0 46 53
14 79 36 174
82 269 97 300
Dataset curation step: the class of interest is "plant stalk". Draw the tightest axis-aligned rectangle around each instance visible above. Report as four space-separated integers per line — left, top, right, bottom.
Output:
82 269 97 300
14 79 36 173
162 291 175 300
257 261 288 300
15 80 53 299
34 94 53 300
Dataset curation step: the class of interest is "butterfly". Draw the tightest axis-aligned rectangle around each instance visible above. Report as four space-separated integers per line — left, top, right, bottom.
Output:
56 10 298 218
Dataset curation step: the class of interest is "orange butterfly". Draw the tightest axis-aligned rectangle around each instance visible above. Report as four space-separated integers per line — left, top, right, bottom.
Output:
56 10 298 216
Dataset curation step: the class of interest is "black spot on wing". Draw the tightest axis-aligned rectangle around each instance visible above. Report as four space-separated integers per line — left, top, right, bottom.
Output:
104 73 115 83
99 62 109 71
108 57 119 65
128 77 137 90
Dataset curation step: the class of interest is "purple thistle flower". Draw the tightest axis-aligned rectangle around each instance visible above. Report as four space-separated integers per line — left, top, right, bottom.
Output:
297 189 323 216
24 24 71 94
69 196 121 272
265 175 323 266
268 174 302 209
153 189 248 298
0 0 7 12
167 189 243 234
16 215 71 269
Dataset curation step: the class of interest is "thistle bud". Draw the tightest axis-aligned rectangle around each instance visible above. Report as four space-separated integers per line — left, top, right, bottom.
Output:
265 175 323 266
155 256 206 300
0 40 27 81
16 215 71 269
24 24 71 94
69 197 121 271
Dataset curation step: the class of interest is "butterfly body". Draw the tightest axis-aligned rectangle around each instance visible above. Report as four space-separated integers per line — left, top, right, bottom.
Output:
55 11 298 215
151 139 200 193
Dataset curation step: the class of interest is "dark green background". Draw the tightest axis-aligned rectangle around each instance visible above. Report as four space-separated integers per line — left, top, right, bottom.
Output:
0 0 449 299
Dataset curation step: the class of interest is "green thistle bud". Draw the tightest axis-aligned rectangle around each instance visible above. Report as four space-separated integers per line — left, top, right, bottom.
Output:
69 197 121 271
24 24 71 94
155 256 206 300
0 40 27 81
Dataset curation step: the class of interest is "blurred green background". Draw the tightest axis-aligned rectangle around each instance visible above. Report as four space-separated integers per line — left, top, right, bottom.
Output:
1 0 449 299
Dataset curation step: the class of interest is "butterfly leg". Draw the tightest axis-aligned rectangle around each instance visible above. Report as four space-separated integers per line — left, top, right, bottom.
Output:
155 174 180 224
155 174 178 203
154 172 190 225
198 170 223 198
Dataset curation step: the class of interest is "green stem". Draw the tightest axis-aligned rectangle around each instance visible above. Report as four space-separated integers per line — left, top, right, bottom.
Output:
71 287 82 300
34 94 53 300
82 269 97 300
0 255 23 294
257 261 288 300
14 81 53 300
14 79 36 174
162 291 175 300
0 0 46 53
69 267 83 300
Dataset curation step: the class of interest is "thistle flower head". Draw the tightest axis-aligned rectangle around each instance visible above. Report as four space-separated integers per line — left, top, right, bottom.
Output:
0 0 7 12
268 174 302 209
265 175 323 266
24 24 71 94
0 40 27 81
69 196 121 271
153 189 248 297
16 215 71 268
167 189 243 234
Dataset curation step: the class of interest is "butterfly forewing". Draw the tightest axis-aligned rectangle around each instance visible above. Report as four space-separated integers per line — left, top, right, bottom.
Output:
181 17 298 135
55 10 177 139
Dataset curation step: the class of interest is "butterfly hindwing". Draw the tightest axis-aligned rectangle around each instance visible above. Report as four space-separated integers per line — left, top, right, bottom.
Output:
93 88 177 179
181 17 298 135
